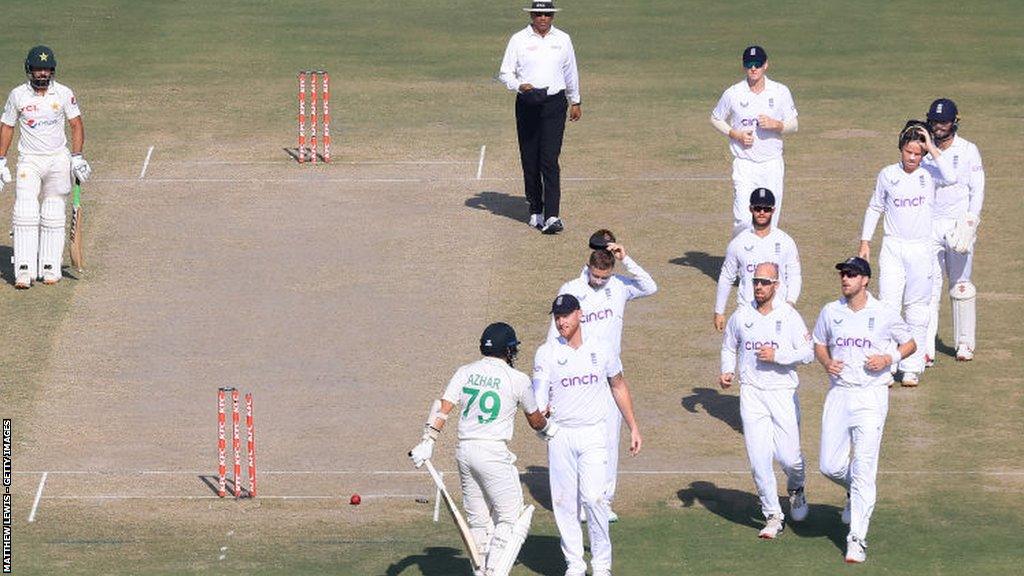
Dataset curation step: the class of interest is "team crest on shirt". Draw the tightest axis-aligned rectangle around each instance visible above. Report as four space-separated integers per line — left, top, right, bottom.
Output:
768 97 775 108
919 174 926 188
590 352 598 366
557 358 568 366
605 288 611 297
775 320 782 334
50 102 60 111
744 244 754 252
868 317 875 330
774 242 781 255
953 155 959 170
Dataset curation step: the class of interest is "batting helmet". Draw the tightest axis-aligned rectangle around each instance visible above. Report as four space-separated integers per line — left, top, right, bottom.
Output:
25 46 57 72
480 322 521 362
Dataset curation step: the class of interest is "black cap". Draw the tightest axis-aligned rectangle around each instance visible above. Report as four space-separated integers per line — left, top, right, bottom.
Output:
480 322 520 354
835 257 871 277
24 45 56 72
927 98 958 123
588 230 614 250
749 187 775 207
742 45 767 67
550 294 580 315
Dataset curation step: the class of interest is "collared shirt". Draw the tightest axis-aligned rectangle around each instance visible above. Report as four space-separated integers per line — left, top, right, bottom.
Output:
532 337 622 428
921 135 985 218
1 80 80 155
721 302 813 390
442 356 537 442
498 24 580 104
812 294 913 388
715 227 801 314
711 77 797 162
545 256 657 357
862 163 945 242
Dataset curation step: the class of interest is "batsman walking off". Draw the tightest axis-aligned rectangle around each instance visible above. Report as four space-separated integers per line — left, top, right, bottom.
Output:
409 322 556 576
0 45 91 288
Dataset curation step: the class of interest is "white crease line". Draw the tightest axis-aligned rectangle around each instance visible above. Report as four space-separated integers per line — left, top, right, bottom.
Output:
88 175 1019 184
476 145 486 180
183 160 473 165
42 493 428 501
14 469 1024 477
138 146 154 179
28 471 48 522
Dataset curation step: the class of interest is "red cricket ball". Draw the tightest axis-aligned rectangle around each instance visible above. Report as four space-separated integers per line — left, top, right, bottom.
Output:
350 494 361 505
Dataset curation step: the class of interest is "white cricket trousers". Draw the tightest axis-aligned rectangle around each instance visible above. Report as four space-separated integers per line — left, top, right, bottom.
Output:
12 150 72 279
456 439 524 559
878 236 932 373
740 385 806 518
731 156 784 235
819 385 889 542
603 392 622 505
926 218 976 357
548 422 610 575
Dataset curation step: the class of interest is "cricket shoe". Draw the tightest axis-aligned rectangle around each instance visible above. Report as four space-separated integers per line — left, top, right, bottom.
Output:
529 213 543 230
608 509 619 523
845 535 867 563
592 569 612 576
42 272 61 285
841 493 851 525
758 514 784 539
788 487 808 522
14 270 32 289
956 345 974 362
541 217 564 235
901 371 919 387
924 354 934 368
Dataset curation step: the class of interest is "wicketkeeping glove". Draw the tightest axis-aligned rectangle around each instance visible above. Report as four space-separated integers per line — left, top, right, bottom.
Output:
71 154 92 181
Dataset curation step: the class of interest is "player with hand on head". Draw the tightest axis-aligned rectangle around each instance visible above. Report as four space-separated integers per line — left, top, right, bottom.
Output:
859 122 953 386
0 45 90 288
813 257 916 564
711 46 798 236
714 188 801 332
920 98 985 363
545 229 657 522
534 294 641 576
720 262 813 539
409 322 556 576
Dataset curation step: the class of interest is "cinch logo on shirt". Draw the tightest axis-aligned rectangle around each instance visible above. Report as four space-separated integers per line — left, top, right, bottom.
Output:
581 309 613 323
743 340 779 351
834 336 872 348
739 117 758 127
560 373 600 387
892 196 926 208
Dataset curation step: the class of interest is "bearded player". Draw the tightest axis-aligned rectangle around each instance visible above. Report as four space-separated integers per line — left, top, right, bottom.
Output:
0 46 92 288
410 322 557 576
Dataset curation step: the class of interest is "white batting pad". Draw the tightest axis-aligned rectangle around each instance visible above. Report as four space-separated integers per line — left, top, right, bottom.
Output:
486 505 534 576
38 196 67 279
12 195 41 279
949 282 977 350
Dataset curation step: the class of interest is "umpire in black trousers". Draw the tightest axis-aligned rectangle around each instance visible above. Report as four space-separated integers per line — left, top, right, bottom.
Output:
498 0 582 234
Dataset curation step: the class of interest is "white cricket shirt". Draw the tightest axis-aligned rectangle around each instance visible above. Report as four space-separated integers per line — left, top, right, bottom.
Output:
442 356 538 442
532 337 622 428
498 25 581 104
1 80 80 155
715 227 802 314
721 302 813 390
812 294 913 388
545 256 657 357
711 77 797 162
921 135 985 218
862 163 940 242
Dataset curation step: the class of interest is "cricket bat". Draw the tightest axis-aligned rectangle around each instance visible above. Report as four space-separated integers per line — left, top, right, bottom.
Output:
423 459 483 570
68 177 84 271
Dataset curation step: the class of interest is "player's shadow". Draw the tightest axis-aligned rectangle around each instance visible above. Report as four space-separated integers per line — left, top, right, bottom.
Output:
681 387 742 434
669 251 724 281
518 534 570 576
383 546 472 576
465 191 528 225
0 245 12 285
677 480 762 529
521 465 552 511
786 503 849 554
935 337 957 359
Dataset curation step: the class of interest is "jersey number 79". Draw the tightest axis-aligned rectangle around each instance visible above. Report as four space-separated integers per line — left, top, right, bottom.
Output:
462 387 501 424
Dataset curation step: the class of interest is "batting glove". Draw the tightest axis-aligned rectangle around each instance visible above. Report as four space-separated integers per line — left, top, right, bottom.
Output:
0 158 11 187
71 154 92 181
537 419 560 442
410 437 435 468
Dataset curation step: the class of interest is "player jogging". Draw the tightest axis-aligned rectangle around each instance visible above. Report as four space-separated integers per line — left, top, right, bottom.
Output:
813 257 916 564
409 322 557 576
720 262 813 539
0 45 91 288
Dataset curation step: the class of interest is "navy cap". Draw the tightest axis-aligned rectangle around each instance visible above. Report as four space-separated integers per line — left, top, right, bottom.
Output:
927 98 958 122
749 187 776 207
550 294 581 315
588 229 615 250
742 45 767 67
835 257 871 277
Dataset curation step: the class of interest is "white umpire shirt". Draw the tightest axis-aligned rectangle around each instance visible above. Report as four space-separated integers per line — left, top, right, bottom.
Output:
721 301 813 390
711 77 796 162
442 356 537 442
532 337 622 428
812 294 913 388
921 135 985 218
498 24 581 104
715 227 802 315
1 80 80 155
545 256 657 357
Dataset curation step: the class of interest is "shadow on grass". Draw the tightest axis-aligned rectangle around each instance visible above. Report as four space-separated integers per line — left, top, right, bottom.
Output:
0 245 11 286
465 191 528 225
936 336 957 359
522 465 552 511
787 503 848 555
668 251 724 282
677 480 763 530
681 387 741 434
518 534 566 576
383 546 472 576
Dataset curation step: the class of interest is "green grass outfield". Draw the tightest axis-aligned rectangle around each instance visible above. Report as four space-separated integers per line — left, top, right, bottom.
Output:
1 1 1022 574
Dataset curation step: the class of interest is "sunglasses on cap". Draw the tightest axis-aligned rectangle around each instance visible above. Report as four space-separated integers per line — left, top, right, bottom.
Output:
743 61 765 69
751 205 774 213
752 277 777 286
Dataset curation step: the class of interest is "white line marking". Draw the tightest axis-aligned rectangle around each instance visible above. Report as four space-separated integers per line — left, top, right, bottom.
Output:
476 145 486 180
28 471 47 522
14 468 1024 477
139 146 154 179
88 175 1019 184
184 160 473 165
42 493 428 501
